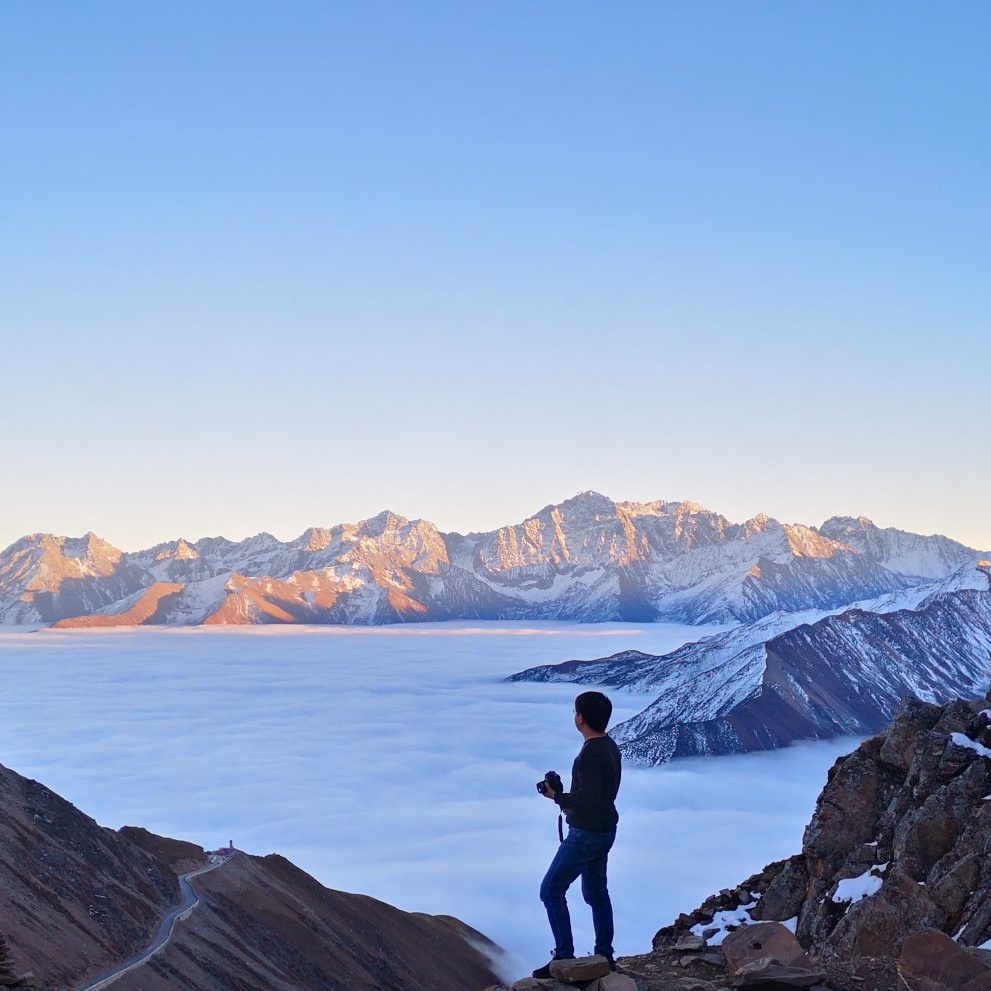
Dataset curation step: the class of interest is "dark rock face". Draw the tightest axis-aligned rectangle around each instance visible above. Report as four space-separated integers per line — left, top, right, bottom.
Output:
657 695 991 962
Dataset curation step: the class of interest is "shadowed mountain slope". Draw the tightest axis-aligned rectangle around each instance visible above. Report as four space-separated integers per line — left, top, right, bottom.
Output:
109 851 500 991
510 565 991 765
0 763 500 991
0 762 182 989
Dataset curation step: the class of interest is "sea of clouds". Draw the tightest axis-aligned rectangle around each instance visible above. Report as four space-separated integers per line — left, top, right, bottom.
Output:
0 622 861 981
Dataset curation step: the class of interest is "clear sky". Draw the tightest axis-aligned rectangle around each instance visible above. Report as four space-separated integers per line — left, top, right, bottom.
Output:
2 1 989 553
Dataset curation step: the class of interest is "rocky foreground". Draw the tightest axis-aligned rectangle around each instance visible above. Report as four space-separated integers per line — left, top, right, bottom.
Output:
491 690 991 991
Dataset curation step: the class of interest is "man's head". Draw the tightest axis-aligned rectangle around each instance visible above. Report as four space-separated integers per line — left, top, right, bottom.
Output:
574 691 612 735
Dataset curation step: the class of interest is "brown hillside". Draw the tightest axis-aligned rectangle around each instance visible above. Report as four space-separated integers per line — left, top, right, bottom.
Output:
0 762 501 991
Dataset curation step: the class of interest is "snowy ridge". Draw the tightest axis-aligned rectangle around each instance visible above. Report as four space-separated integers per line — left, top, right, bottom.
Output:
0 493 986 627
511 564 991 765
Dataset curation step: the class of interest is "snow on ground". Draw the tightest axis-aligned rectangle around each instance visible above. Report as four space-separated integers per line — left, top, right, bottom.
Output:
950 732 991 759
691 900 759 945
832 865 888 904
0 622 860 980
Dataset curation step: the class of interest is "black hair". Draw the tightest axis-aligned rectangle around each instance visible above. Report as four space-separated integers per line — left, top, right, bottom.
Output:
575 691 612 733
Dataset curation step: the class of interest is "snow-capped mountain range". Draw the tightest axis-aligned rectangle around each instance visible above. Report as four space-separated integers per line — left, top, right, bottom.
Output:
0 492 986 627
509 564 991 765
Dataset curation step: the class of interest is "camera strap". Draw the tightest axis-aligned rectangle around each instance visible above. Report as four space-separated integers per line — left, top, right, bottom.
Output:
557 813 564 844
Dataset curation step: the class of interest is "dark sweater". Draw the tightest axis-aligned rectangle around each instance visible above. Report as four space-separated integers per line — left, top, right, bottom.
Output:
555 735 622 833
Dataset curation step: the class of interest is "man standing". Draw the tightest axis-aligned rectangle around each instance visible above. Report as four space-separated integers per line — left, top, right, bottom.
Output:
534 691 621 978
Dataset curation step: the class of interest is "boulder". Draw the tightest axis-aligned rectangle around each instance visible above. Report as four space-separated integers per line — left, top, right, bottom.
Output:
899 928 991 991
549 955 611 982
585 974 639 991
673 934 707 951
722 922 814 973
731 956 825 988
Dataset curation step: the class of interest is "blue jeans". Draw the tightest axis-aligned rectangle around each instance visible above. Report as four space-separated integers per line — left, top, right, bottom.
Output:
539 826 616 960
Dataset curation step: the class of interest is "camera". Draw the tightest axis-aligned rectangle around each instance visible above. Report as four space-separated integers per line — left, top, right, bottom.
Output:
536 770 563 796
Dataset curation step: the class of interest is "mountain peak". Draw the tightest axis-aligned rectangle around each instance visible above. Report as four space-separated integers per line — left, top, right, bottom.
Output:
743 513 779 535
364 509 412 528
563 490 614 509
297 527 335 552
155 538 200 562
674 499 710 514
821 514 877 533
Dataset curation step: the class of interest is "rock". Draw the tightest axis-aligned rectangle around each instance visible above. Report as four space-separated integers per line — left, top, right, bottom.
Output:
673 934 707 951
722 922 814 973
928 855 981 919
681 953 724 968
801 746 890 866
879 698 943 770
653 981 722 991
825 868 944 957
967 948 991 968
732 956 826 988
898 928 991 991
698 953 725 966
754 856 808 923
585 974 640 991
549 955 611 982
932 700 981 739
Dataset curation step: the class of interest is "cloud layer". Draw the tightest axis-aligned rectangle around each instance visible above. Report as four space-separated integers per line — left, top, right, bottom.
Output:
0 622 858 979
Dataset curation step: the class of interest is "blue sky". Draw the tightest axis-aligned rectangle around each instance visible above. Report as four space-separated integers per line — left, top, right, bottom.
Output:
3 2 989 552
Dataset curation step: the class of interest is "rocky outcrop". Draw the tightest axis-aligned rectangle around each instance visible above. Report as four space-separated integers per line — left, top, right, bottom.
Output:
1 494 986 626
655 693 991 967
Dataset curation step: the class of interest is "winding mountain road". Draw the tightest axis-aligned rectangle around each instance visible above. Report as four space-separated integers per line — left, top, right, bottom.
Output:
77 861 224 991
